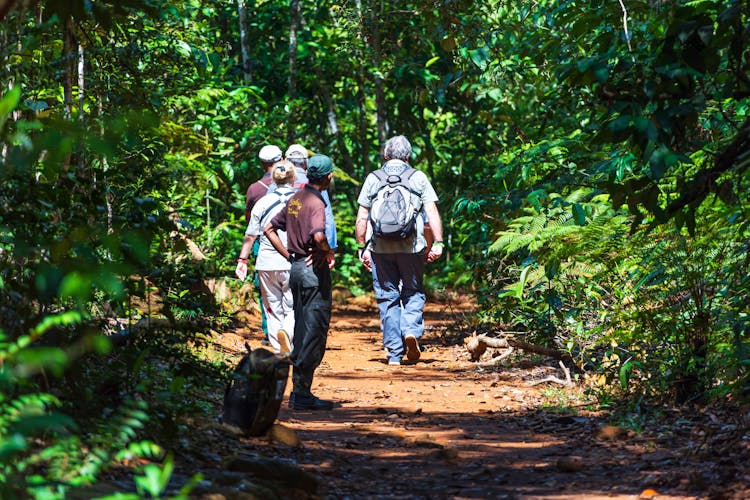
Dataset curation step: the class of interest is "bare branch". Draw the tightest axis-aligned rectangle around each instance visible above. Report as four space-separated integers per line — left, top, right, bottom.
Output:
617 0 634 54
529 361 572 386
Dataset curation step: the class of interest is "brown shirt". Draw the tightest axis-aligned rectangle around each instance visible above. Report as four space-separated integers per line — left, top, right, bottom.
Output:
270 185 326 257
245 174 273 220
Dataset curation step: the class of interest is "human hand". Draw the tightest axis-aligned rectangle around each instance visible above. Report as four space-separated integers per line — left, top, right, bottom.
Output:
235 260 248 281
358 248 372 272
309 249 330 268
426 242 443 263
327 251 336 269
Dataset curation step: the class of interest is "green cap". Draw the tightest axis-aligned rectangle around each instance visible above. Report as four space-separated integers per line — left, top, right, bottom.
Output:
307 154 334 179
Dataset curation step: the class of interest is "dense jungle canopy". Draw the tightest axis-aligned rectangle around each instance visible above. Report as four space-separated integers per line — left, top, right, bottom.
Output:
0 0 749 497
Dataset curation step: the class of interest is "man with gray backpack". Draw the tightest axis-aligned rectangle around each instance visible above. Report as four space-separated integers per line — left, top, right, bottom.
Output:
355 135 444 366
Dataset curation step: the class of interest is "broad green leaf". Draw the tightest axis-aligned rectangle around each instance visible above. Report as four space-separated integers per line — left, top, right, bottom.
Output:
59 272 92 303
572 203 586 226
0 86 21 129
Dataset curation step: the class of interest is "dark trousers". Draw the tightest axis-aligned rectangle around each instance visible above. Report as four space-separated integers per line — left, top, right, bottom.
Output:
289 260 332 398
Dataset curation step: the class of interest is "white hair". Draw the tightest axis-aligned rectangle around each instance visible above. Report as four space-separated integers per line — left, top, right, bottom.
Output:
383 135 411 161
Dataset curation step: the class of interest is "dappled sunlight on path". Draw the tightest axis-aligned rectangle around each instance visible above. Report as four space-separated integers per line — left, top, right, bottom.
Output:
194 295 719 499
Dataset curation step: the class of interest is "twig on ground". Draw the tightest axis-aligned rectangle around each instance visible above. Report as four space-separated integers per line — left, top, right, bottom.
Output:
528 360 572 387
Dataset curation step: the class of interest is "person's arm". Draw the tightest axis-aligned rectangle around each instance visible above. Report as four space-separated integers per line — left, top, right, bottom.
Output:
235 234 257 281
263 223 289 260
355 205 372 271
355 205 369 246
423 217 434 260
423 201 444 262
312 231 332 268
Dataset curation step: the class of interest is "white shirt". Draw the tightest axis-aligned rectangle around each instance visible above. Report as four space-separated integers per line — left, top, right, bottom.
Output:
246 186 295 271
356 160 438 254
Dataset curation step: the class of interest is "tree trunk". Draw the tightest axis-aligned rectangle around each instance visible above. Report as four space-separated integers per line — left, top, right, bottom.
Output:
237 0 252 83
370 0 388 151
354 0 372 175
63 16 75 121
312 63 354 174
287 0 301 144
0 0 15 21
98 95 113 234
77 41 85 170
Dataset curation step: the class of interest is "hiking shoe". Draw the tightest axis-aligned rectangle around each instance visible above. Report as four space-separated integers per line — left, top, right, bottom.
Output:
291 395 334 411
277 329 292 357
405 335 421 361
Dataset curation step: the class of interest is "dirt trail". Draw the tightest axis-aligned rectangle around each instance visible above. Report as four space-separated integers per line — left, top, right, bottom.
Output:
198 295 745 500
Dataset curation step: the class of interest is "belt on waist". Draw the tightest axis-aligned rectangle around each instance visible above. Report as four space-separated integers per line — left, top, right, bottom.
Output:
288 252 309 261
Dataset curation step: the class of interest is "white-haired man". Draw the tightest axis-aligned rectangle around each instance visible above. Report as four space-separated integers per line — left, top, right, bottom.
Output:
355 135 444 366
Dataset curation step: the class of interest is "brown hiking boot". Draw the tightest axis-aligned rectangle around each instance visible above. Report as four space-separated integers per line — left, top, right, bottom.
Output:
404 335 421 361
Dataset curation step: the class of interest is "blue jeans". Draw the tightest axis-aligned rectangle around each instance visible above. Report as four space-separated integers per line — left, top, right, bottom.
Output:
371 252 425 362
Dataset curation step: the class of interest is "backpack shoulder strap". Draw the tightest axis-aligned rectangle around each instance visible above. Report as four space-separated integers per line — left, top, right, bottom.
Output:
254 179 272 191
371 168 388 184
398 167 423 202
259 189 293 223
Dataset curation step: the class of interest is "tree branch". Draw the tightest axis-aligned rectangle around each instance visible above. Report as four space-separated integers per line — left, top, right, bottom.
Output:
529 360 572 386
617 0 634 54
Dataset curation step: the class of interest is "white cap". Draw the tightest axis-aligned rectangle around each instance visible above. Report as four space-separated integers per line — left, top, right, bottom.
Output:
258 145 282 162
285 143 309 159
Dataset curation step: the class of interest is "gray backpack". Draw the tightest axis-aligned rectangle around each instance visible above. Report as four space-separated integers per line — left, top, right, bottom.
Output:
368 165 422 240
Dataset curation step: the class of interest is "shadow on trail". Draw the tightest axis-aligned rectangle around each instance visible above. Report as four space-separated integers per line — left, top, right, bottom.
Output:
269 404 652 499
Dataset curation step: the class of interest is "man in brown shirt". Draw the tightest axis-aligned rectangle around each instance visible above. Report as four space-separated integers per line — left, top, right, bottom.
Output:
264 154 335 411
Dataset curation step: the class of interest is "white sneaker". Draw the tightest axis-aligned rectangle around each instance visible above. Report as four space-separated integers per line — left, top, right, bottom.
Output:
404 335 421 361
388 359 401 366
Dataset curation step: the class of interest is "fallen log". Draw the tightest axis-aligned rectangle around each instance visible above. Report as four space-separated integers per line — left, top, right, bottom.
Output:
464 333 573 364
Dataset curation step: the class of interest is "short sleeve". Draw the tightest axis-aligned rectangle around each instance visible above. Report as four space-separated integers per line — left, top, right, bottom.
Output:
246 201 265 236
356 173 379 208
411 171 438 205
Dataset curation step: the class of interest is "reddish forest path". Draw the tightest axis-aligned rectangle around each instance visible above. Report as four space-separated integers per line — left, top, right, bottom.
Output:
199 295 743 500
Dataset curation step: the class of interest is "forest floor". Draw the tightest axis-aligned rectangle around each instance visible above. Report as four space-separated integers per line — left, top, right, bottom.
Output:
148 294 749 499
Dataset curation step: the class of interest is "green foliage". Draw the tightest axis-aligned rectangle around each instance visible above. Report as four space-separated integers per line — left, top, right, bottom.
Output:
449 0 750 405
2 3 750 497
97 454 203 500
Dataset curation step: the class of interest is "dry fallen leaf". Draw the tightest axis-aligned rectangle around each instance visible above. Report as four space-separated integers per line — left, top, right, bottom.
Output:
595 424 627 440
267 423 301 447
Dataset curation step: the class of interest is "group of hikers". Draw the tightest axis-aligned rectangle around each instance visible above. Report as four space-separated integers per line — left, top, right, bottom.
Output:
234 135 444 411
